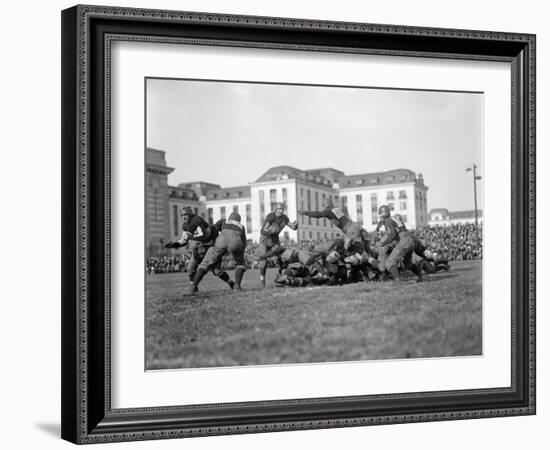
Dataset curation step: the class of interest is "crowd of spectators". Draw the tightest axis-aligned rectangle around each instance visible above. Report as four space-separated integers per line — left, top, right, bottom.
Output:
146 254 190 274
414 223 483 261
146 223 483 274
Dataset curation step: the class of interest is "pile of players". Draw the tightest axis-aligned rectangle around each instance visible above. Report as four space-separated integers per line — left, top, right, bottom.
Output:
164 199 449 295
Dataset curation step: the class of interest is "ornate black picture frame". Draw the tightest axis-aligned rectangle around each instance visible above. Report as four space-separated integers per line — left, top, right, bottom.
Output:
61 5 536 444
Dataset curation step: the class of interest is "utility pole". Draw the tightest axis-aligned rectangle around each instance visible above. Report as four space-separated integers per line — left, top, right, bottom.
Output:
466 164 482 226
466 164 482 255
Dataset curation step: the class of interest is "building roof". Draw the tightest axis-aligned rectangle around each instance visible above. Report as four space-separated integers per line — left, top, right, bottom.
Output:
168 185 199 201
429 208 450 215
428 209 483 219
338 169 420 188
205 185 251 201
449 210 483 219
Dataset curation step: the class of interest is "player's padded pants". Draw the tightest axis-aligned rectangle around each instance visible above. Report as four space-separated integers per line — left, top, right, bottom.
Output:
386 234 415 275
199 239 247 286
187 244 209 281
375 244 394 272
257 238 282 277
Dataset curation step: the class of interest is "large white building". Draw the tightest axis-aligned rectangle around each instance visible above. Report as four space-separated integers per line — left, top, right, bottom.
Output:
147 148 429 256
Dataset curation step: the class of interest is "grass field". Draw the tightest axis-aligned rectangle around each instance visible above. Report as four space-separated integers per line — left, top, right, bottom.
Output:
145 260 482 370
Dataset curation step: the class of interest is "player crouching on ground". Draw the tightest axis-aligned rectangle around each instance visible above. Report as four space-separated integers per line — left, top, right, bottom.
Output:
374 207 423 282
416 247 451 274
165 207 234 289
326 238 375 283
256 203 298 288
187 211 247 295
274 248 328 287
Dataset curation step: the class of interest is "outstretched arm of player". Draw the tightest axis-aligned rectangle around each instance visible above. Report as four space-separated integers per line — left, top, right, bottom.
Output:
297 209 331 219
177 230 191 245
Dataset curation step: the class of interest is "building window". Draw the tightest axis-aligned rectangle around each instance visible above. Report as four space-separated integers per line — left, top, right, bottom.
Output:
173 205 179 237
300 188 304 199
307 190 312 225
356 194 363 225
220 206 226 220
233 205 239 213
315 191 319 226
207 208 213 225
270 189 277 212
321 193 327 227
400 201 407 210
259 190 265 224
246 204 252 233
371 193 378 225
386 191 395 201
399 190 407 199
282 188 287 207
341 195 348 214
309 231 313 239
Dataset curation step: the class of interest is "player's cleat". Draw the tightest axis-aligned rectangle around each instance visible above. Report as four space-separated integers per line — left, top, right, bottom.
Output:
228 280 235 290
185 285 198 295
416 276 425 283
444 263 451 271
260 278 266 288
235 284 242 290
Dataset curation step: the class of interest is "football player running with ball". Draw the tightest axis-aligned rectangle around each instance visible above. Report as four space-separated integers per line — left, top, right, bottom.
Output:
164 206 234 292
256 203 298 288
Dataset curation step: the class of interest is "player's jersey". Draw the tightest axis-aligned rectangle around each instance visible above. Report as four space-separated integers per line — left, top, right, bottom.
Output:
303 206 350 230
261 213 290 237
379 217 400 247
413 237 427 259
183 215 216 243
216 218 247 245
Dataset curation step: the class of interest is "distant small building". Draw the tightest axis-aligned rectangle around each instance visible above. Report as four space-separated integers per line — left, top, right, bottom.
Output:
428 208 483 226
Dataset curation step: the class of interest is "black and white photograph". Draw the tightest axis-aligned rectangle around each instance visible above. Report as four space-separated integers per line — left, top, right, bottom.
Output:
145 78 484 370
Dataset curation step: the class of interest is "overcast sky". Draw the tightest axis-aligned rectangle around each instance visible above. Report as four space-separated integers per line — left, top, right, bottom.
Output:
146 78 483 212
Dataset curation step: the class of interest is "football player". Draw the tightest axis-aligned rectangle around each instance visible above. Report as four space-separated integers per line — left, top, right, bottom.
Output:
187 211 248 294
416 248 451 274
257 203 298 287
298 197 366 256
165 207 234 290
274 248 328 287
376 208 422 282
